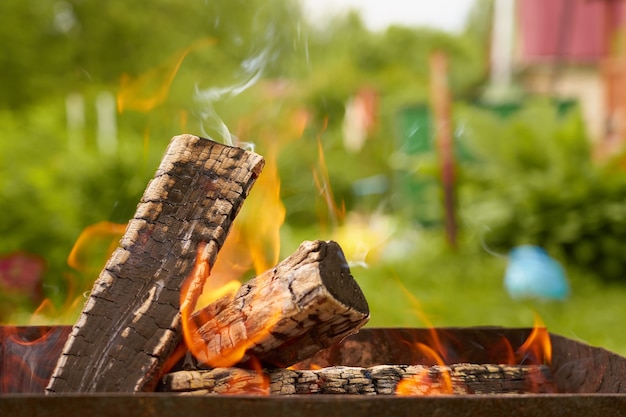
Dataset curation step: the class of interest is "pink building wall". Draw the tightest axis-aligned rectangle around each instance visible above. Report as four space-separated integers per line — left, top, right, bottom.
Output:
518 0 625 64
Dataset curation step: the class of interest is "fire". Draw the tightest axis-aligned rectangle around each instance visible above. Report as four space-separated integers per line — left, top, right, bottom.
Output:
179 242 217 366
216 358 270 395
397 280 455 364
35 221 127 323
488 317 551 366
397 343 454 395
395 331 454 396
488 335 517 365
3 221 127 325
67 221 126 274
516 314 552 365
1 326 69 393
393 283 456 396
214 365 269 395
196 147 285 306
313 137 345 229
117 37 216 113
179 150 284 374
394 285 552 395
396 367 454 396
179 243 281 370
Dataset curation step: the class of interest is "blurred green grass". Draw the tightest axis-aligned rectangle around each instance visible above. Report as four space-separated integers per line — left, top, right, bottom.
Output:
283 226 626 357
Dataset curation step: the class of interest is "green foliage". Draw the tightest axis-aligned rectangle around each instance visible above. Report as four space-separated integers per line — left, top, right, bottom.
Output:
0 0 307 312
0 100 151 305
277 16 487 228
0 0 301 110
458 100 626 282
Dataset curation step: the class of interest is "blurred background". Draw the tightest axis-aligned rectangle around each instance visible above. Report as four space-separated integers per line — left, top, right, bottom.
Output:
2 0 626 355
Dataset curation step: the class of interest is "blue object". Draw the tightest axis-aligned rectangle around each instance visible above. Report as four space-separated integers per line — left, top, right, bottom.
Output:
504 245 570 301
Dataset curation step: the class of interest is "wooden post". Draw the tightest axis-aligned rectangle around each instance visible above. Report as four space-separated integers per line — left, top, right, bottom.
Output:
46 134 264 393
429 51 457 249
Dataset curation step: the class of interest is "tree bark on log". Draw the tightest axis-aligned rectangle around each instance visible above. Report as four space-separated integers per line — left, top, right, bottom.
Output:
187 240 370 368
46 134 264 393
160 364 556 395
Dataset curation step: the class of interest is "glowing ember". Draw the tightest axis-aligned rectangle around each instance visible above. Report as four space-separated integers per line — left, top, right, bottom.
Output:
213 367 269 395
395 343 453 395
395 368 454 396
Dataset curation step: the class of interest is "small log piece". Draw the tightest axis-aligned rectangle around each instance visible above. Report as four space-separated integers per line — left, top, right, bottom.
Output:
46 135 264 393
160 364 557 395
188 240 370 368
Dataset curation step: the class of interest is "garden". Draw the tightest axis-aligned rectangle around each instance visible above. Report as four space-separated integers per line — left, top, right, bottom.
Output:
2 0 626 356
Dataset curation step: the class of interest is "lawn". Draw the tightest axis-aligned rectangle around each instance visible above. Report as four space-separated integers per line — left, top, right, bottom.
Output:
284 223 626 358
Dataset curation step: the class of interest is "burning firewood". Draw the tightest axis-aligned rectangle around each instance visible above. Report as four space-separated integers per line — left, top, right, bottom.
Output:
160 363 556 395
46 134 264 393
186 240 370 369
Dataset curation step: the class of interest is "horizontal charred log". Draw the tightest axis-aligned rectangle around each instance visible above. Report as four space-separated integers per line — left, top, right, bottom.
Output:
161 363 556 395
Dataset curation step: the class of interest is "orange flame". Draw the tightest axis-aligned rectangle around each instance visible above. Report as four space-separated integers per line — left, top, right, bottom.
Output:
397 280 453 364
291 108 311 138
393 283 552 396
196 148 284 306
1 326 69 393
179 242 214 366
117 37 216 113
413 342 448 368
489 336 517 365
179 149 284 373
10 221 127 325
214 364 269 395
26 297 83 326
394 283 456 396
239 356 271 395
313 137 345 229
395 342 454 396
180 243 281 369
396 370 454 396
67 221 126 273
516 314 552 365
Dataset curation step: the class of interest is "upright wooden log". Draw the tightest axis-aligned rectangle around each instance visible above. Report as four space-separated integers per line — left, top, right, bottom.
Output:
188 240 370 368
46 134 264 393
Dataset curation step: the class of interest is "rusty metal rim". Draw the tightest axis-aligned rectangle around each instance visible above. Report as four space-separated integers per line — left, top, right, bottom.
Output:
2 394 626 417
